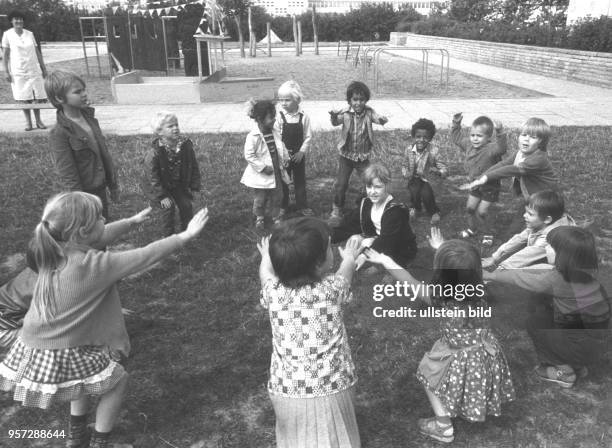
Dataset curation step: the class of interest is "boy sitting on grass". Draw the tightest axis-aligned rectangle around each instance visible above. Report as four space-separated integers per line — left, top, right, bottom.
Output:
482 190 575 270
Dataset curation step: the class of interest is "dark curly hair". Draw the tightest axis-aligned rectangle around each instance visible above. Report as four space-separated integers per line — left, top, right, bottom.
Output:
411 118 436 139
248 99 276 124
346 81 370 103
8 10 27 22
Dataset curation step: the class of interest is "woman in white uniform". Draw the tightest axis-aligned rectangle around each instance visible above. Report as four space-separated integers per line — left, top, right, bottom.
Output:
2 10 48 131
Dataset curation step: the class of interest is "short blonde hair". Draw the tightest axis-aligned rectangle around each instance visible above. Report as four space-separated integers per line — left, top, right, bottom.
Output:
277 80 303 103
44 70 86 109
521 117 552 151
364 163 391 185
151 111 178 134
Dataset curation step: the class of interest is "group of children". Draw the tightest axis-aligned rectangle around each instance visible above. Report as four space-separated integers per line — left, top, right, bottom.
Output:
0 71 609 448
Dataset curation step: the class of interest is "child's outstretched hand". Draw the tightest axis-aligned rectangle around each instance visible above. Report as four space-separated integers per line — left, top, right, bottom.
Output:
427 226 445 250
262 165 274 175
182 208 209 239
362 247 391 266
291 151 305 164
339 236 361 262
452 112 463 124
257 236 270 258
481 257 497 269
379 116 389 126
130 207 152 225
493 120 504 133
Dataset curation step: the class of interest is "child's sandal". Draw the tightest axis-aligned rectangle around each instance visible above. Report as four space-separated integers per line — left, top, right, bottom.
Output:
418 417 454 443
459 228 476 238
534 364 576 388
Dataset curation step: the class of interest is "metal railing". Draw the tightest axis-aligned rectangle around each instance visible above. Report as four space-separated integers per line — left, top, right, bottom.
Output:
359 45 450 93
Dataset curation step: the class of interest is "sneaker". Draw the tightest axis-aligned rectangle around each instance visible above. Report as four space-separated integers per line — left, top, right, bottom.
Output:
430 213 441 225
482 235 494 246
459 228 476 238
300 208 315 216
255 217 265 230
534 364 576 388
418 417 454 443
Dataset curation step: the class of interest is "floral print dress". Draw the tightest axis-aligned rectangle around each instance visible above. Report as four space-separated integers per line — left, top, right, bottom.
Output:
416 301 515 422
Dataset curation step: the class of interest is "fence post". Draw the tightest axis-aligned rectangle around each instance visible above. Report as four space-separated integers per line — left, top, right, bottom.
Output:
266 22 272 56
312 5 319 55
297 20 302 55
248 7 255 57
293 15 299 56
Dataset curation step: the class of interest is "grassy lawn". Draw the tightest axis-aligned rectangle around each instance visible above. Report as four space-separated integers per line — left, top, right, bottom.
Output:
0 126 611 448
0 52 545 105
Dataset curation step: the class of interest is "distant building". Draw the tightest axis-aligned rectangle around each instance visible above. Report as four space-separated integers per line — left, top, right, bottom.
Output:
252 0 437 16
567 0 612 24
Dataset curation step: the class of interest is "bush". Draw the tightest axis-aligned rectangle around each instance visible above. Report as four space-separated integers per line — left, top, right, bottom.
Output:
405 14 612 52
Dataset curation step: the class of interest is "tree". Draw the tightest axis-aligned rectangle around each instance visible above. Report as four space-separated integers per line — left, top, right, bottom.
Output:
218 0 250 57
447 0 498 22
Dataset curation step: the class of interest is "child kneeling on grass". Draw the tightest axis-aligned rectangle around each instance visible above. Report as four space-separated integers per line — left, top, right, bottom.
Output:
482 190 575 270
484 226 610 388
0 192 208 448
365 230 515 444
331 163 417 273
403 118 448 225
258 217 362 448
145 111 202 236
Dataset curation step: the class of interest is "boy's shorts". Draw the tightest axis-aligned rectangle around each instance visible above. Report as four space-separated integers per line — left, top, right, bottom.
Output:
470 184 500 203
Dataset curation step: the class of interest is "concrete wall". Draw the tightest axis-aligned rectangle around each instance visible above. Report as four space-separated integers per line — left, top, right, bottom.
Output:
390 32 612 88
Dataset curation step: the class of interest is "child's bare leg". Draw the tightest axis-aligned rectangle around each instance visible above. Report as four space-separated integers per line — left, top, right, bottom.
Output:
424 388 450 417
464 194 480 235
71 396 89 416
476 200 493 234
94 373 129 432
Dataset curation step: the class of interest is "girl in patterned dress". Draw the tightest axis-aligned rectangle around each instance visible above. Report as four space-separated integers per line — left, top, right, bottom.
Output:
0 192 208 448
257 217 362 448
365 229 515 444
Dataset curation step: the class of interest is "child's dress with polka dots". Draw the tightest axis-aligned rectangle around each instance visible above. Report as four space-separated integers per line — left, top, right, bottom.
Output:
416 298 515 421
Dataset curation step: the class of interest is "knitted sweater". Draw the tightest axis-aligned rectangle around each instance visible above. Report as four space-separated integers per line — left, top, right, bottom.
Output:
21 231 183 354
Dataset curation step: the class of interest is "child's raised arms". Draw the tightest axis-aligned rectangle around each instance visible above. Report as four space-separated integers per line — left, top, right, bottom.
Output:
336 237 361 283
93 206 152 249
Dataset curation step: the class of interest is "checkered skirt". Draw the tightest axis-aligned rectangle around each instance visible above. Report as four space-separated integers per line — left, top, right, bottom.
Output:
0 339 125 409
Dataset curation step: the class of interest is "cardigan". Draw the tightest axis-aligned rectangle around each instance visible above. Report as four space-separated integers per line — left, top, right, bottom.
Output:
483 150 558 199
20 230 183 355
50 107 118 192
240 126 290 189
145 137 201 202
359 197 417 265
450 123 507 181
492 214 575 268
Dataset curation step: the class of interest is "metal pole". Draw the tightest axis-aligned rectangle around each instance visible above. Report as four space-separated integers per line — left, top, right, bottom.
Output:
93 20 102 78
79 18 90 76
197 39 203 81
162 18 169 75
267 22 271 56
297 21 302 55
312 5 319 55
127 13 135 70
103 16 113 77
292 15 298 57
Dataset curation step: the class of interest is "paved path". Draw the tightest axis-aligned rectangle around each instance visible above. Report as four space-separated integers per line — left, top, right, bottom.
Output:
1 46 611 135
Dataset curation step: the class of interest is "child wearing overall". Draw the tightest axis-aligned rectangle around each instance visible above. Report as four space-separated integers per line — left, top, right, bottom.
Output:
402 118 448 225
145 111 202 236
451 114 507 245
241 99 290 230
258 217 362 448
0 192 208 448
460 117 559 236
46 70 119 219
366 231 515 444
329 81 388 226
332 163 417 270
485 227 610 388
482 190 575 270
276 80 314 217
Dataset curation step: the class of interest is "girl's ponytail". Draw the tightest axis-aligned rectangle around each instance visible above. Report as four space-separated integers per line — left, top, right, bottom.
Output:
31 220 65 321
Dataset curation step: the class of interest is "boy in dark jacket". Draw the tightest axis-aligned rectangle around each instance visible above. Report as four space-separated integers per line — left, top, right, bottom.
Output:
146 112 201 236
